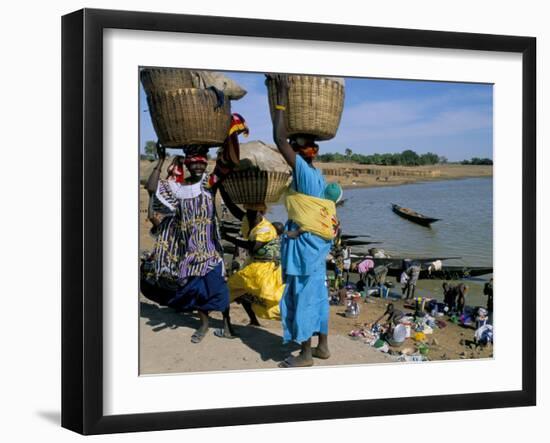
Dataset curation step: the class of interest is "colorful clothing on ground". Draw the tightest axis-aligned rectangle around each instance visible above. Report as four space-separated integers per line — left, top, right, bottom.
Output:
140 175 228 312
227 217 284 320
280 155 332 344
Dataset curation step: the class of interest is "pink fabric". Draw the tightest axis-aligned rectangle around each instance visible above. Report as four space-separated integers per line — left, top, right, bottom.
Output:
357 258 375 274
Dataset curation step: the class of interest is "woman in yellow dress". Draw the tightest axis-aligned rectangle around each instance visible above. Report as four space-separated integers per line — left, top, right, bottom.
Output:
218 188 285 337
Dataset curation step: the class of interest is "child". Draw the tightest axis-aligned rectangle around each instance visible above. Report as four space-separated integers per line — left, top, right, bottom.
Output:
166 156 185 183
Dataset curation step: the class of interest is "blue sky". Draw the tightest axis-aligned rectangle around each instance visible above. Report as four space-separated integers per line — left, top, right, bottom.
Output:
140 71 493 162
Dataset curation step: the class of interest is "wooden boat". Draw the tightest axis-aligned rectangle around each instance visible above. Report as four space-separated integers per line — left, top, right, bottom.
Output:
386 265 493 280
342 240 382 247
341 234 371 239
391 203 440 226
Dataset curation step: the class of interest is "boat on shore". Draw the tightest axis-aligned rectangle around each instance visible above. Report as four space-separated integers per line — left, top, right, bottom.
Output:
391 203 440 227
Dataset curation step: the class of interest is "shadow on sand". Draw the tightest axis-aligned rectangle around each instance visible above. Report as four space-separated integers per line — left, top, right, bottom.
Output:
140 302 299 364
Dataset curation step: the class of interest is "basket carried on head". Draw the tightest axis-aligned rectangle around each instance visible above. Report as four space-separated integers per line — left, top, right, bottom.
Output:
140 68 195 95
267 75 345 141
145 88 231 147
221 170 292 204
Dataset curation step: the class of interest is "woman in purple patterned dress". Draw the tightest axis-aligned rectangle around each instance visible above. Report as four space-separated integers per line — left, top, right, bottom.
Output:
141 145 229 343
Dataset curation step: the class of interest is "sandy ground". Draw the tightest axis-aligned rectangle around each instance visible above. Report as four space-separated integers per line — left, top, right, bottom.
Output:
139 279 493 375
139 297 394 374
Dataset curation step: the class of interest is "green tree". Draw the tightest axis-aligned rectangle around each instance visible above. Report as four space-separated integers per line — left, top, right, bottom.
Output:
345 148 353 159
419 152 440 165
400 149 420 166
144 140 157 160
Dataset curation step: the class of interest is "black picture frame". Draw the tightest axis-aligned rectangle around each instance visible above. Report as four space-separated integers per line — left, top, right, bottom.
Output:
62 8 536 435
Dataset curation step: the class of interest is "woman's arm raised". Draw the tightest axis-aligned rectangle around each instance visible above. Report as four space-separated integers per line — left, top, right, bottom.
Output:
145 142 166 196
270 74 296 169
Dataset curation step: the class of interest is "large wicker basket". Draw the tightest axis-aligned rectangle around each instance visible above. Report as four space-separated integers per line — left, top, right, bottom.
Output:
140 68 195 95
221 170 292 204
146 88 231 147
267 75 345 141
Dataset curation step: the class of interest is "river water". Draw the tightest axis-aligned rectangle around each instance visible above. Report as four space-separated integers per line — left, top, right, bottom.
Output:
268 177 493 268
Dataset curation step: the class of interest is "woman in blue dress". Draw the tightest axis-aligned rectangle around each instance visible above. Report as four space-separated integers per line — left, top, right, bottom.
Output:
270 75 333 367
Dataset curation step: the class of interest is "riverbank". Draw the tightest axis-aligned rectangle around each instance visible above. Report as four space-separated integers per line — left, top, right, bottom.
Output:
139 158 492 190
318 162 492 189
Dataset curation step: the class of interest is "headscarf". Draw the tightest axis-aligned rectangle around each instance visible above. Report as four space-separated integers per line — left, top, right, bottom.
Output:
297 145 319 160
291 137 319 160
228 113 249 139
183 146 209 165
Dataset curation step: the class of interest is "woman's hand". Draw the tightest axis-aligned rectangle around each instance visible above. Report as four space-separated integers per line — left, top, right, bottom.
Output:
269 74 295 168
271 74 289 106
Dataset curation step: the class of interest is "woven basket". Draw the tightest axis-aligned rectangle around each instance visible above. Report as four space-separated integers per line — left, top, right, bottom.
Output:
140 68 195 95
146 88 231 147
221 170 292 204
267 75 345 141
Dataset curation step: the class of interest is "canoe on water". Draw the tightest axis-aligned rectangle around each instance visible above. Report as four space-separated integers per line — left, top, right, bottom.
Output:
342 240 382 247
391 203 441 227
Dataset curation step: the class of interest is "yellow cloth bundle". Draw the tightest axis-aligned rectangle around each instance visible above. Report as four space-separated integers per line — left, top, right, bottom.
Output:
285 190 338 240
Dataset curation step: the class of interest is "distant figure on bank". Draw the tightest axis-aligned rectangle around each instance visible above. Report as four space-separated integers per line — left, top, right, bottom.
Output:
373 264 389 298
442 282 469 315
405 262 421 299
342 246 352 284
442 282 457 311
456 283 469 315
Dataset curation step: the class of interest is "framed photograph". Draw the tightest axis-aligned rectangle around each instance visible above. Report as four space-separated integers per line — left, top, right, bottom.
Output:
62 8 536 435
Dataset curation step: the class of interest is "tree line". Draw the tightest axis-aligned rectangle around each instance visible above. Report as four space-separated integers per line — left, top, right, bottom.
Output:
142 142 492 166
316 149 443 166
460 157 493 165
316 148 492 166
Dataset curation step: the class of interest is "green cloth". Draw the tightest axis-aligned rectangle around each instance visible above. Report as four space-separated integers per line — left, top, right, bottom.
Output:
324 182 343 203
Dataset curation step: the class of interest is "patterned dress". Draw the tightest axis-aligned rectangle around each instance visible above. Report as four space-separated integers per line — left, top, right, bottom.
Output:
140 176 228 312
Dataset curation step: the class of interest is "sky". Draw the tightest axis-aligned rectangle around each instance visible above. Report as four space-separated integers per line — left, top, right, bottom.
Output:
139 71 493 162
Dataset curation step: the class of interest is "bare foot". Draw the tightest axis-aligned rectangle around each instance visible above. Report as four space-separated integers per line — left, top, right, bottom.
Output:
278 354 314 368
312 347 331 359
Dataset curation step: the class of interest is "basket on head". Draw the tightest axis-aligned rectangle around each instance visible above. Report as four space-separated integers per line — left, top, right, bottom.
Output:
221 170 292 204
140 68 196 95
146 88 231 147
267 75 345 141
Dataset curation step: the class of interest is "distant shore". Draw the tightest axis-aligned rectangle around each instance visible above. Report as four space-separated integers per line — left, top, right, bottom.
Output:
139 159 492 190
317 163 492 189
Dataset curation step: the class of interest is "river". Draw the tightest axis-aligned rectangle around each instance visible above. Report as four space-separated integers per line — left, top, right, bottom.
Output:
268 177 493 267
